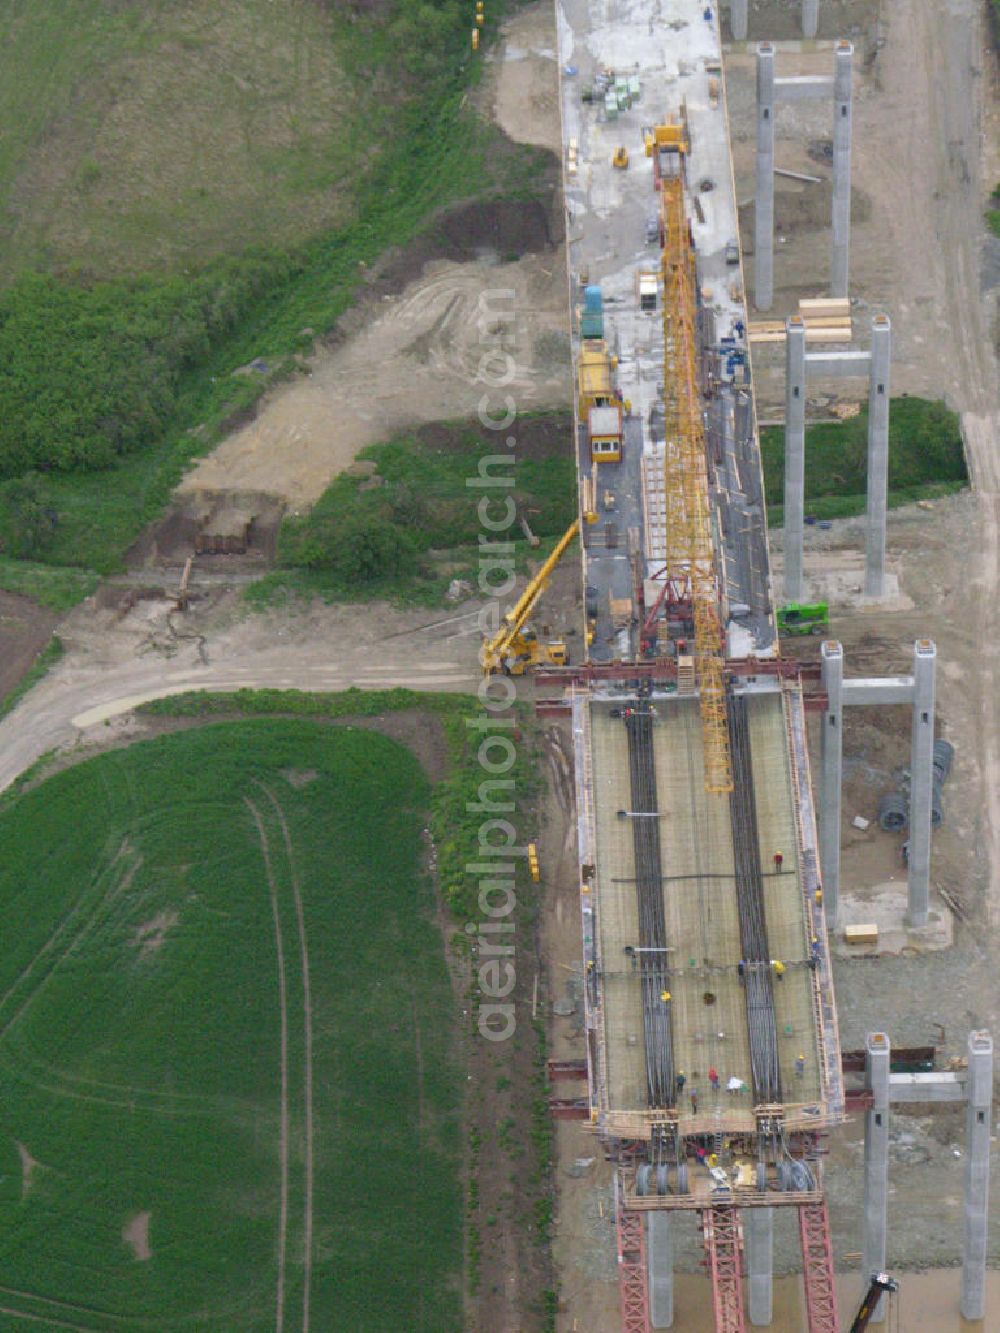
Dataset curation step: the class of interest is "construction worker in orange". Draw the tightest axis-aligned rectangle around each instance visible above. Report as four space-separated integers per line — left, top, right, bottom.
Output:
773 850 784 872
708 1066 719 1091
771 959 786 981
690 1090 698 1114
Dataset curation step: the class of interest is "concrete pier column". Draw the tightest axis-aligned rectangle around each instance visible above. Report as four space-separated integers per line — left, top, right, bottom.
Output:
783 316 807 601
831 41 853 297
906 639 936 928
863 1032 891 1323
746 1208 774 1325
731 0 748 41
864 314 891 597
754 44 775 310
802 0 819 39
648 1212 674 1328
819 640 844 927
962 1030 994 1321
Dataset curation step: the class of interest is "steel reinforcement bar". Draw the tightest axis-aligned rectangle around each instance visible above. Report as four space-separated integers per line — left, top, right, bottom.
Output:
624 700 675 1107
728 694 782 1104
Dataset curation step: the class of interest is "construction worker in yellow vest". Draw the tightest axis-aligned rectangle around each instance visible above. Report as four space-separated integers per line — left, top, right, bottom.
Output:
771 959 786 980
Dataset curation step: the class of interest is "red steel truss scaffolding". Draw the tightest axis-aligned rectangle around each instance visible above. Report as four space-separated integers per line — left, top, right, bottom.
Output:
616 1207 650 1333
702 1205 747 1332
799 1199 840 1333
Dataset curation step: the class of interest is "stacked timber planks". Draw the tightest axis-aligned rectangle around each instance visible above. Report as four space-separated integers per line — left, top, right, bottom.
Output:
748 297 852 345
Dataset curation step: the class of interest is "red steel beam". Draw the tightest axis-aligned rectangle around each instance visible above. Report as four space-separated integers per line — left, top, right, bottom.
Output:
548 1097 590 1119
547 1058 589 1080
799 1199 840 1333
616 1208 651 1333
534 655 822 690
702 1205 746 1333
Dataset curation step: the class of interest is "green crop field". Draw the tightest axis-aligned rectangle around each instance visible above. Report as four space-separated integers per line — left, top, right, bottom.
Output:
0 719 462 1329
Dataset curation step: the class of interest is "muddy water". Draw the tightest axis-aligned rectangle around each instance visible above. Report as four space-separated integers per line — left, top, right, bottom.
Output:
660 1270 1000 1329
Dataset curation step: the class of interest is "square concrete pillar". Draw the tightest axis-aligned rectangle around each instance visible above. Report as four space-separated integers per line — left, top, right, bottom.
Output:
906 639 935 928
831 42 853 296
864 315 891 598
962 1030 993 1320
783 317 807 602
863 1032 891 1323
755 45 776 311
819 640 843 927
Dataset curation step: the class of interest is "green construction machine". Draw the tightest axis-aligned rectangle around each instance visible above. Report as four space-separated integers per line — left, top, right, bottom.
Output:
777 602 830 636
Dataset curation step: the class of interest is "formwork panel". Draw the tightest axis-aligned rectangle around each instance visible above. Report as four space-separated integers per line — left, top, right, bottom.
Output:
653 696 754 1118
592 703 648 1110
746 691 824 1105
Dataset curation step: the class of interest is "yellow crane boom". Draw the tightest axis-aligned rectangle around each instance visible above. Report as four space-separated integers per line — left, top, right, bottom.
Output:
481 519 580 674
659 159 733 794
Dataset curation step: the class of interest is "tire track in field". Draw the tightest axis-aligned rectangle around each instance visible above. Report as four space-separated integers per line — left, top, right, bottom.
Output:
258 783 315 1333
0 1308 94 1330
0 1284 135 1328
0 848 218 1116
245 798 290 1333
0 839 136 1028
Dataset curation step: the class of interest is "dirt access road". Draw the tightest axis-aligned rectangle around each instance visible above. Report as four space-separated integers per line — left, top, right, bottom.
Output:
0 589 479 793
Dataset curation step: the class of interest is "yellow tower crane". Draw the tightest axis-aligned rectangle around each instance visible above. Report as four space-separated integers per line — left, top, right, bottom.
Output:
481 520 580 675
656 130 733 794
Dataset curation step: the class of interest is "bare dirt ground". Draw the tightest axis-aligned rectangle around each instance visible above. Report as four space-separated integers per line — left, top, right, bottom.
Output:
0 592 58 701
476 2 564 155
122 1211 151 1262
133 911 178 958
179 206 571 508
727 0 996 410
16 1143 40 1200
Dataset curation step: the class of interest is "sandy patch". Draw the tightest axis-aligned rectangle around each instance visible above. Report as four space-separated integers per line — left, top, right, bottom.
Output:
16 1142 40 1199
123 1210 151 1261
178 252 569 508
133 911 178 957
480 1 563 154
282 768 318 789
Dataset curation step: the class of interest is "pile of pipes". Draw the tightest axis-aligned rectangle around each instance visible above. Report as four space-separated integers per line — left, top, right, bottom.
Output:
878 740 954 832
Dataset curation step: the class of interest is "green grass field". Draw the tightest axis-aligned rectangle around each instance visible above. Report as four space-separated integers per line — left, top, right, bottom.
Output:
0 0 373 278
760 396 967 526
0 719 462 1329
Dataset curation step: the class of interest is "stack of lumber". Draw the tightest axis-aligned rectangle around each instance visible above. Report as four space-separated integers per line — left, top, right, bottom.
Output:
748 296 852 344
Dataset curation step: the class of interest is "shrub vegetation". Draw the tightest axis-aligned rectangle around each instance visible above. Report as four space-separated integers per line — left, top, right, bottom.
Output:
255 416 577 603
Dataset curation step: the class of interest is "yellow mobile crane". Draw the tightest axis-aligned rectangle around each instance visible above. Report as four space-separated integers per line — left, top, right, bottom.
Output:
481 520 580 675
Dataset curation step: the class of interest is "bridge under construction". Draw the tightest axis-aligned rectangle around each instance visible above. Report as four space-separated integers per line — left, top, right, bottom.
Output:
536 1 847 1328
